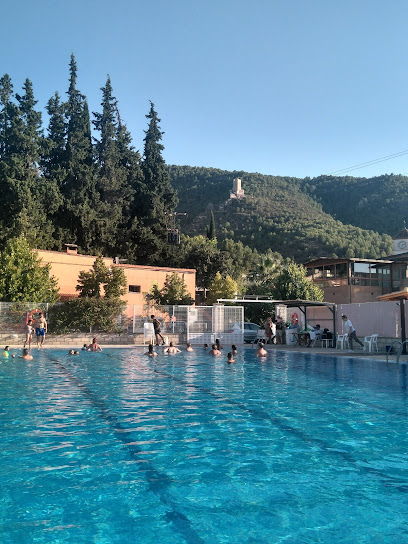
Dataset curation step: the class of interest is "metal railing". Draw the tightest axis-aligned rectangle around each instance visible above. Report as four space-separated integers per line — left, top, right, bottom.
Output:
386 341 403 363
395 341 408 364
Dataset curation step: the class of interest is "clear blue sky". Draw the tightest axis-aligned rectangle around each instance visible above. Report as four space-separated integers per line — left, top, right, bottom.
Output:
2 0 408 178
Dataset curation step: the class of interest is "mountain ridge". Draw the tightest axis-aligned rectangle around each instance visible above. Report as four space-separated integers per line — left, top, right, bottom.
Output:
169 165 399 262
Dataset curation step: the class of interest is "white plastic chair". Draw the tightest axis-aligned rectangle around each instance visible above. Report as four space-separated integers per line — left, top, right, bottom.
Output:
321 337 333 348
309 331 323 347
363 334 379 353
336 334 349 350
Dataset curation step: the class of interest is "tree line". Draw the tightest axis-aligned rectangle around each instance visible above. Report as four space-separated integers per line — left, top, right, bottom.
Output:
0 54 176 265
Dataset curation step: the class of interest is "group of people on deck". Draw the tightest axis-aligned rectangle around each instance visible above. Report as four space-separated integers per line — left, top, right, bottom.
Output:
24 312 47 350
264 316 285 344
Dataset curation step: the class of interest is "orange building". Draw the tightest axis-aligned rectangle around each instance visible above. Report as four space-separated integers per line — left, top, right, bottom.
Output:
36 245 196 308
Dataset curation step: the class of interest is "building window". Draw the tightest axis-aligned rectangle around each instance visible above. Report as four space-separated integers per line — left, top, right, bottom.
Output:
129 285 141 293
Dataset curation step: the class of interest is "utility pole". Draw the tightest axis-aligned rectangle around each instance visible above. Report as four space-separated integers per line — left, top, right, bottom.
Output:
165 212 188 266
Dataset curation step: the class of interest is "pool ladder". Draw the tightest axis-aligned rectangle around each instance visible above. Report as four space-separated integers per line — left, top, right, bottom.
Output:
385 340 408 363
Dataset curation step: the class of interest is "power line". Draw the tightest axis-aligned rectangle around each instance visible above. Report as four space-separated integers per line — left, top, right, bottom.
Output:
327 149 408 176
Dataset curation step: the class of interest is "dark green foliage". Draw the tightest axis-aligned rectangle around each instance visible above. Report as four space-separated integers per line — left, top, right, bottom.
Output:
0 236 59 302
207 211 216 240
48 297 126 333
148 272 194 305
272 262 324 301
0 76 55 248
92 76 139 256
299 173 408 237
76 256 127 299
63 55 100 252
134 102 178 264
177 235 233 288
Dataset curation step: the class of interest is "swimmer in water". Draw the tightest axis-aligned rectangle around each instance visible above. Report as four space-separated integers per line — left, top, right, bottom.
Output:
145 344 158 357
209 344 221 356
227 352 236 363
164 342 181 354
19 348 33 360
255 342 267 357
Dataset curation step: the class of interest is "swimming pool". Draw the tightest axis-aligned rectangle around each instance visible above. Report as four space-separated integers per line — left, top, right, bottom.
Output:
1 347 408 543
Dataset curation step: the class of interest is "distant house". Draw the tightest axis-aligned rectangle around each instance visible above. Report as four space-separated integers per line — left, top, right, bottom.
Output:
304 225 408 304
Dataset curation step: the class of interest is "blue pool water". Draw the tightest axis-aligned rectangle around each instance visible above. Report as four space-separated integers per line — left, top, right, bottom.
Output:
1 348 408 543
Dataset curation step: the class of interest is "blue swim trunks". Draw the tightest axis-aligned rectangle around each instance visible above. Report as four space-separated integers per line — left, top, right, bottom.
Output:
36 328 46 337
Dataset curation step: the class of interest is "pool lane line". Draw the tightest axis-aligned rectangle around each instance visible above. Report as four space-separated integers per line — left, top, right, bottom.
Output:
149 364 408 494
44 353 205 544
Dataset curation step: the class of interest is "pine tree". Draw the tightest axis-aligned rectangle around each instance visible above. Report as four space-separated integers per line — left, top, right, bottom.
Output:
0 76 54 248
63 54 100 252
92 76 137 256
133 101 177 264
39 91 66 246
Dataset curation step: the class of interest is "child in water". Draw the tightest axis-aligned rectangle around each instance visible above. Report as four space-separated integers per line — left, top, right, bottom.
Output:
145 344 158 357
227 352 236 363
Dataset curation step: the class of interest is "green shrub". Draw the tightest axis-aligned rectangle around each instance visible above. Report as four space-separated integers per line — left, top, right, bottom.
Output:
48 298 126 334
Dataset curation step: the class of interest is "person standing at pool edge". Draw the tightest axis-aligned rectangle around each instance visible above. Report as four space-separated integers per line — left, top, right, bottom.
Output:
24 319 33 350
342 314 364 352
275 316 284 344
34 312 47 349
151 315 165 346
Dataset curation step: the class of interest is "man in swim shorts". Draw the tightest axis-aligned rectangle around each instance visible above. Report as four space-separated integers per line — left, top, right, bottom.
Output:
34 312 47 349
151 314 165 346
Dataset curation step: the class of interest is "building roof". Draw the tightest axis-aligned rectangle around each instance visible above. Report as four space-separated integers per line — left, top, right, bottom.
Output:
303 257 393 267
394 226 408 239
378 288 408 301
216 296 336 309
36 248 195 273
385 251 408 262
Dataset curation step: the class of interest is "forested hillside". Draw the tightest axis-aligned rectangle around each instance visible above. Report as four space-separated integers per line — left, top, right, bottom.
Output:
169 165 393 262
298 174 408 236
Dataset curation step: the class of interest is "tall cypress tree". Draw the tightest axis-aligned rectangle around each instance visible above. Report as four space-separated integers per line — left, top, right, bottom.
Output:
207 211 217 241
0 76 54 248
113 102 144 261
133 101 177 264
39 91 66 246
92 76 139 256
63 54 100 252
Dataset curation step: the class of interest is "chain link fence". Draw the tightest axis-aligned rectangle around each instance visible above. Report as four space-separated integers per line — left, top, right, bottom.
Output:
0 302 244 344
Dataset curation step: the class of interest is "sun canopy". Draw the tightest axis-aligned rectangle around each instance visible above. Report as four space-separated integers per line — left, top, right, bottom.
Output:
378 289 408 350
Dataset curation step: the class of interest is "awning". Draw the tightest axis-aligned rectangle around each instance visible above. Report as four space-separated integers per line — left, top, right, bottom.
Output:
378 289 408 352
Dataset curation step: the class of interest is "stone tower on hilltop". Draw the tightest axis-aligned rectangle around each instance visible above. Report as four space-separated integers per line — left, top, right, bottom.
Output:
230 177 245 200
